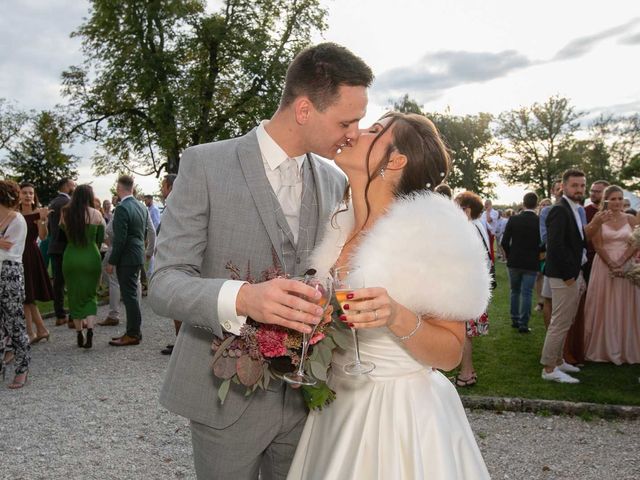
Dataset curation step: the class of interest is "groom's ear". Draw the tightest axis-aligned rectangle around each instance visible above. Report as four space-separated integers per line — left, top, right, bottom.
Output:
294 97 312 125
386 152 408 172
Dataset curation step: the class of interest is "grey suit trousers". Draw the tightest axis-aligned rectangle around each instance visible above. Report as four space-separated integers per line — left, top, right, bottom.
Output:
190 384 307 480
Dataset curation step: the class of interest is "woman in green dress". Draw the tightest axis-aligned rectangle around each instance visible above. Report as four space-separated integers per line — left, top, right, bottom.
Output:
61 185 105 348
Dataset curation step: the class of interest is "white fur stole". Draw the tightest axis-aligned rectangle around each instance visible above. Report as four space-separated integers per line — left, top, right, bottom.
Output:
309 192 491 321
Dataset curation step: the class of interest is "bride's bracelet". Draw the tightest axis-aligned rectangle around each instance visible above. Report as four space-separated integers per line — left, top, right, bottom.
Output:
394 313 422 341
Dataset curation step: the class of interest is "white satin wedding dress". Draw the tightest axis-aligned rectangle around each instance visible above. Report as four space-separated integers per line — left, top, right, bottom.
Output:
287 327 491 480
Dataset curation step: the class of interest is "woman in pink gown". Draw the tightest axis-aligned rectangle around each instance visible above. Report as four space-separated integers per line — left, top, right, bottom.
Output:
584 185 640 364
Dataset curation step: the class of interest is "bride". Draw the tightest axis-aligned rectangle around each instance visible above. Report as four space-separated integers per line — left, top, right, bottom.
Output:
287 112 492 479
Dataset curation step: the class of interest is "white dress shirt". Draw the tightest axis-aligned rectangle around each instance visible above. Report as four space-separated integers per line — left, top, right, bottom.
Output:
217 121 306 334
563 195 587 265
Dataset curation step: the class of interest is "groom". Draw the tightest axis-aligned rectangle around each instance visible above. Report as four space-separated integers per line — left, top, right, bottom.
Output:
149 43 373 479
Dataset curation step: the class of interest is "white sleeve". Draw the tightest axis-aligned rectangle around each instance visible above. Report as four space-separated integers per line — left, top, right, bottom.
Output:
217 280 249 335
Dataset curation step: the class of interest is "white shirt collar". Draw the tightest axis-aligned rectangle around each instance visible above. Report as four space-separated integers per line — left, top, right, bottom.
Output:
58 191 70 199
120 194 134 202
256 121 306 173
563 195 580 211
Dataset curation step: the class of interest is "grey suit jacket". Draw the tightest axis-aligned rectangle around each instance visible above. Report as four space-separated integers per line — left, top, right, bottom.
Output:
149 129 345 428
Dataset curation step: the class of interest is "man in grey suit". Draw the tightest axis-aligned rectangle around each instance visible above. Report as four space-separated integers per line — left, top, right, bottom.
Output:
149 43 373 479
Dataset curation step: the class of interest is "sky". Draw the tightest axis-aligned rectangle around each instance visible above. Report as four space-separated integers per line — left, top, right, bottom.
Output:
1 0 639 204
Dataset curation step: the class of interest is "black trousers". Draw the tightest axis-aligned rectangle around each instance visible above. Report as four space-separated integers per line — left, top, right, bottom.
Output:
50 254 66 319
116 264 143 338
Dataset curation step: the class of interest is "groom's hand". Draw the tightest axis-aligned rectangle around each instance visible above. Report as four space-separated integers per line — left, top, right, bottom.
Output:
236 278 323 334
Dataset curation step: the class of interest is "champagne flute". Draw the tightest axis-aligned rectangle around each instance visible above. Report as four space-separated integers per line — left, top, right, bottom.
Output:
283 274 333 386
334 267 375 375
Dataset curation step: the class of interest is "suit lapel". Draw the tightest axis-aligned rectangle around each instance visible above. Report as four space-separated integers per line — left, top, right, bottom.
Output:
560 198 583 240
308 154 337 246
237 130 286 268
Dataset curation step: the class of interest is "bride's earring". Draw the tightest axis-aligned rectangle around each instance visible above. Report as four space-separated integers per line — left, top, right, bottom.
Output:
379 167 385 179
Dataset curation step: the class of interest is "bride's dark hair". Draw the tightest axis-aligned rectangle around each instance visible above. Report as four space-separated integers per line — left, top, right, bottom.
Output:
336 111 451 231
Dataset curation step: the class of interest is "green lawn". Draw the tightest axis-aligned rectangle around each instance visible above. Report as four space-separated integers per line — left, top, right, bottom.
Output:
39 264 639 406
454 261 640 406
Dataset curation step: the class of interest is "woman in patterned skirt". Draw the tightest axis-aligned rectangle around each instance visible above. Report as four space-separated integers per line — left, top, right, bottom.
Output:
18 183 54 343
0 179 32 389
454 191 491 387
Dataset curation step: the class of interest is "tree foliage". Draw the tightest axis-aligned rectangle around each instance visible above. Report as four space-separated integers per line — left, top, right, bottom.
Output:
0 98 32 176
63 0 327 176
7 111 78 205
497 95 581 198
429 111 500 198
392 95 499 197
588 114 640 189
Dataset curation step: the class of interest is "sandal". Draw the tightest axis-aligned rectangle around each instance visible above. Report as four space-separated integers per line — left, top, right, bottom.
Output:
8 371 29 389
453 374 477 387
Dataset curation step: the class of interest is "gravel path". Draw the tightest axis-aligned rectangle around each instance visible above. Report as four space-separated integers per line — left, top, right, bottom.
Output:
1 299 638 479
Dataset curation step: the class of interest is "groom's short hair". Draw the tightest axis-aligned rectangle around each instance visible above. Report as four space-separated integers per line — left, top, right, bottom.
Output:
280 42 373 111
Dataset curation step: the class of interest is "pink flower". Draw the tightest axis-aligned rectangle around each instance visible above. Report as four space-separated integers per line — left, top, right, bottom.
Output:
309 332 325 345
256 326 288 358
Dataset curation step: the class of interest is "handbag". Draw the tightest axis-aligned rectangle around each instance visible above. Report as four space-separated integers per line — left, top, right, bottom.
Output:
475 224 497 290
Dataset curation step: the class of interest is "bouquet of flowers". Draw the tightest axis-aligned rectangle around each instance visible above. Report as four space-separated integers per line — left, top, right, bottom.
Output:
623 225 640 287
211 255 348 410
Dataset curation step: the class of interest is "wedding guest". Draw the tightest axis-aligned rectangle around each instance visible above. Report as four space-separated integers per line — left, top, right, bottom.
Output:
17 183 53 344
534 198 552 311
454 191 490 387
495 209 512 262
501 192 541 333
143 194 159 280
539 179 563 328
155 174 182 356
434 182 452 199
48 177 76 327
583 185 640 364
481 199 498 262
144 195 161 232
108 175 148 347
540 169 587 383
98 196 155 327
61 185 105 348
102 199 113 223
0 179 31 389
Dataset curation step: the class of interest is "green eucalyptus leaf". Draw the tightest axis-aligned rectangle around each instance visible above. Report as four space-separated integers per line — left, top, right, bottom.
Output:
218 378 231 404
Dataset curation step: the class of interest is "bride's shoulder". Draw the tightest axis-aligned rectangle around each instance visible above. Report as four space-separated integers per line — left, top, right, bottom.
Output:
384 192 472 238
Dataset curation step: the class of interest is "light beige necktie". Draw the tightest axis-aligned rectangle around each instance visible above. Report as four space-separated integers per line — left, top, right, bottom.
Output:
277 158 302 243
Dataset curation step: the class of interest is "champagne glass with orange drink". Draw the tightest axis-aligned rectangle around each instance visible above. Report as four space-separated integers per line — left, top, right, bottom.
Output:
334 267 375 375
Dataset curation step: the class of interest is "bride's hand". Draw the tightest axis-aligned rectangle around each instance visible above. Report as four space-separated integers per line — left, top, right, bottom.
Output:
338 287 399 329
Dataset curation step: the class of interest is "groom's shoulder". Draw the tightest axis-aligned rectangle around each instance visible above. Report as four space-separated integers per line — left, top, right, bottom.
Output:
309 154 347 184
179 129 258 170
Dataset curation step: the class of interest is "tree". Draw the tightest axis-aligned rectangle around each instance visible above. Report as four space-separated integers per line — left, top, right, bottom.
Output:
63 0 327 177
392 95 499 197
619 152 640 191
429 111 500 197
589 114 640 189
8 111 77 205
557 139 613 184
0 98 32 175
392 94 424 115
497 95 581 198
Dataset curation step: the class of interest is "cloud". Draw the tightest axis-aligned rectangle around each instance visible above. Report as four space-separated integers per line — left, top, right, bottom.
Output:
372 50 532 104
0 0 88 110
553 17 640 60
619 31 640 45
